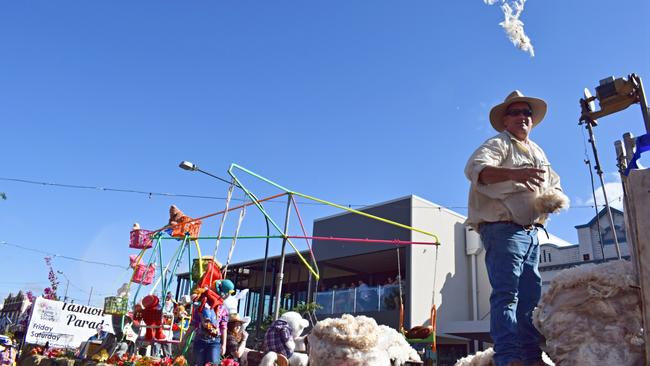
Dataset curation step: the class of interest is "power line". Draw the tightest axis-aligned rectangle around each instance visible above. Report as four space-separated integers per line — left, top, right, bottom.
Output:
57 271 92 295
0 241 126 269
0 177 238 201
1 176 617 212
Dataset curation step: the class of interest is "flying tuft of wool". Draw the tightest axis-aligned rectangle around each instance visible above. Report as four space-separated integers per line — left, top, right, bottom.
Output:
483 0 535 56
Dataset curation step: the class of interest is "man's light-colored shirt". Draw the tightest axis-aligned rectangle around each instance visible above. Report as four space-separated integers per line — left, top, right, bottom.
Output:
465 131 562 229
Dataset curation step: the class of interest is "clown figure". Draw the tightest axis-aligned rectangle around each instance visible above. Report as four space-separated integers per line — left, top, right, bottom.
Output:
191 279 235 366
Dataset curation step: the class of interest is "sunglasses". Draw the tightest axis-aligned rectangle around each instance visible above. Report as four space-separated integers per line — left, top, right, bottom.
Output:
505 108 533 117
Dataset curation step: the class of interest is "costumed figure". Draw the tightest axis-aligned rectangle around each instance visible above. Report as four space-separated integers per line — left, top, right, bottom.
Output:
168 205 186 227
173 304 189 339
190 279 235 366
167 205 202 238
224 289 250 315
259 311 309 366
139 295 166 341
196 258 223 290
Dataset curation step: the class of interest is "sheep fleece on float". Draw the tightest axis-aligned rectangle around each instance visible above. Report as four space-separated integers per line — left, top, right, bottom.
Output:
533 260 644 365
308 314 421 366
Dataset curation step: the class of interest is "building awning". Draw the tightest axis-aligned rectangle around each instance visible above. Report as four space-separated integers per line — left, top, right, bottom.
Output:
441 320 492 343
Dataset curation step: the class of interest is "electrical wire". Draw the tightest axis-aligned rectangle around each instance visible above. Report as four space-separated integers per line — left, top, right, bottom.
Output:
0 241 126 269
1 176 612 210
57 271 92 294
0 177 239 201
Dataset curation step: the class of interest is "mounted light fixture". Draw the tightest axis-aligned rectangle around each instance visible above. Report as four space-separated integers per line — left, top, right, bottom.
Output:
178 161 198 171
580 73 650 131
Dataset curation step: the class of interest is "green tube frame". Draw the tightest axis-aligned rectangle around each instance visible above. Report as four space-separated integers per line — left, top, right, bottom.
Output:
227 163 443 280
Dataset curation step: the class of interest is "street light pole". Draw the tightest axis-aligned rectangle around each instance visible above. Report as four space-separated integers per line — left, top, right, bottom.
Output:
57 271 70 302
87 286 93 306
179 161 288 327
178 161 240 188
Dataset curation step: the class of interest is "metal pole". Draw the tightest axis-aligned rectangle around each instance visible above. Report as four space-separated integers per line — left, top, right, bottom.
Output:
255 218 271 338
64 279 69 303
17 303 35 358
584 159 606 260
273 194 293 320
632 74 650 133
57 271 70 302
197 168 241 188
87 286 93 306
585 121 622 259
270 263 277 316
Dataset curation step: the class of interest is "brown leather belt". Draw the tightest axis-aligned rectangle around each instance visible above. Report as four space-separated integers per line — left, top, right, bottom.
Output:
481 221 549 238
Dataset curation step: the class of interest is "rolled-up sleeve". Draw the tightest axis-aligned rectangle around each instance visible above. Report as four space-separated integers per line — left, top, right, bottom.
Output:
548 166 563 192
465 136 508 185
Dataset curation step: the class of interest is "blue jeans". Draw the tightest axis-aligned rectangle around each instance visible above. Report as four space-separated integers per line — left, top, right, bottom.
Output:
480 222 543 366
193 338 221 366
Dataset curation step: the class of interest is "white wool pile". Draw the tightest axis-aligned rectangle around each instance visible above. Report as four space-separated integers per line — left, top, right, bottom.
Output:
453 347 494 366
453 348 555 366
483 0 535 56
376 325 421 365
309 315 421 366
533 260 644 365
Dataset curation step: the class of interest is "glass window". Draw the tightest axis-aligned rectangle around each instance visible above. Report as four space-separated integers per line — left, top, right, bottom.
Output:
333 289 355 314
355 286 379 312
314 291 334 315
380 284 401 311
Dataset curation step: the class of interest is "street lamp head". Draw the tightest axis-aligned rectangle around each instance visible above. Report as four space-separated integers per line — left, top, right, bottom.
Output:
178 161 238 187
179 161 198 171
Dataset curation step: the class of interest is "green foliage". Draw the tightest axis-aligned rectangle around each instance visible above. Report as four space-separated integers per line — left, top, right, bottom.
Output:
289 301 322 317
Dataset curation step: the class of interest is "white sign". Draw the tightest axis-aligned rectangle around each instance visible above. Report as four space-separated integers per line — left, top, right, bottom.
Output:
25 297 114 348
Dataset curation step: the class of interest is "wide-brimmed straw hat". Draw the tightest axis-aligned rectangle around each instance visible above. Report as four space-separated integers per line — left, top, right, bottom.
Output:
489 90 547 132
228 313 245 324
0 336 14 347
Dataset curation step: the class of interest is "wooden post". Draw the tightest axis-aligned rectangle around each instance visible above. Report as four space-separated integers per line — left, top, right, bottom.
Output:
615 138 640 274
623 167 650 365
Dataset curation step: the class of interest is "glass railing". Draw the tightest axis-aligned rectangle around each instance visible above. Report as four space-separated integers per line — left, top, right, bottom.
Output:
314 284 403 315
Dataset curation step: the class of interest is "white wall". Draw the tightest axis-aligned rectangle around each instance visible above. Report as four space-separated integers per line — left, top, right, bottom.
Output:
540 267 564 294
540 244 580 266
409 196 478 333
577 226 594 259
577 210 628 261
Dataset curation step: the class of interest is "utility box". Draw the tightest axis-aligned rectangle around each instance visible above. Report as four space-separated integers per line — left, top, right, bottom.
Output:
465 226 483 256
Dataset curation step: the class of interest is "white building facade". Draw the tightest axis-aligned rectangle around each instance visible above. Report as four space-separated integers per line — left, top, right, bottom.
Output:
539 207 629 292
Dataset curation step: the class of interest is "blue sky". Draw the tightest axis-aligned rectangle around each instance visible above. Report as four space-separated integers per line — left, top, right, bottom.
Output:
1 1 649 306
